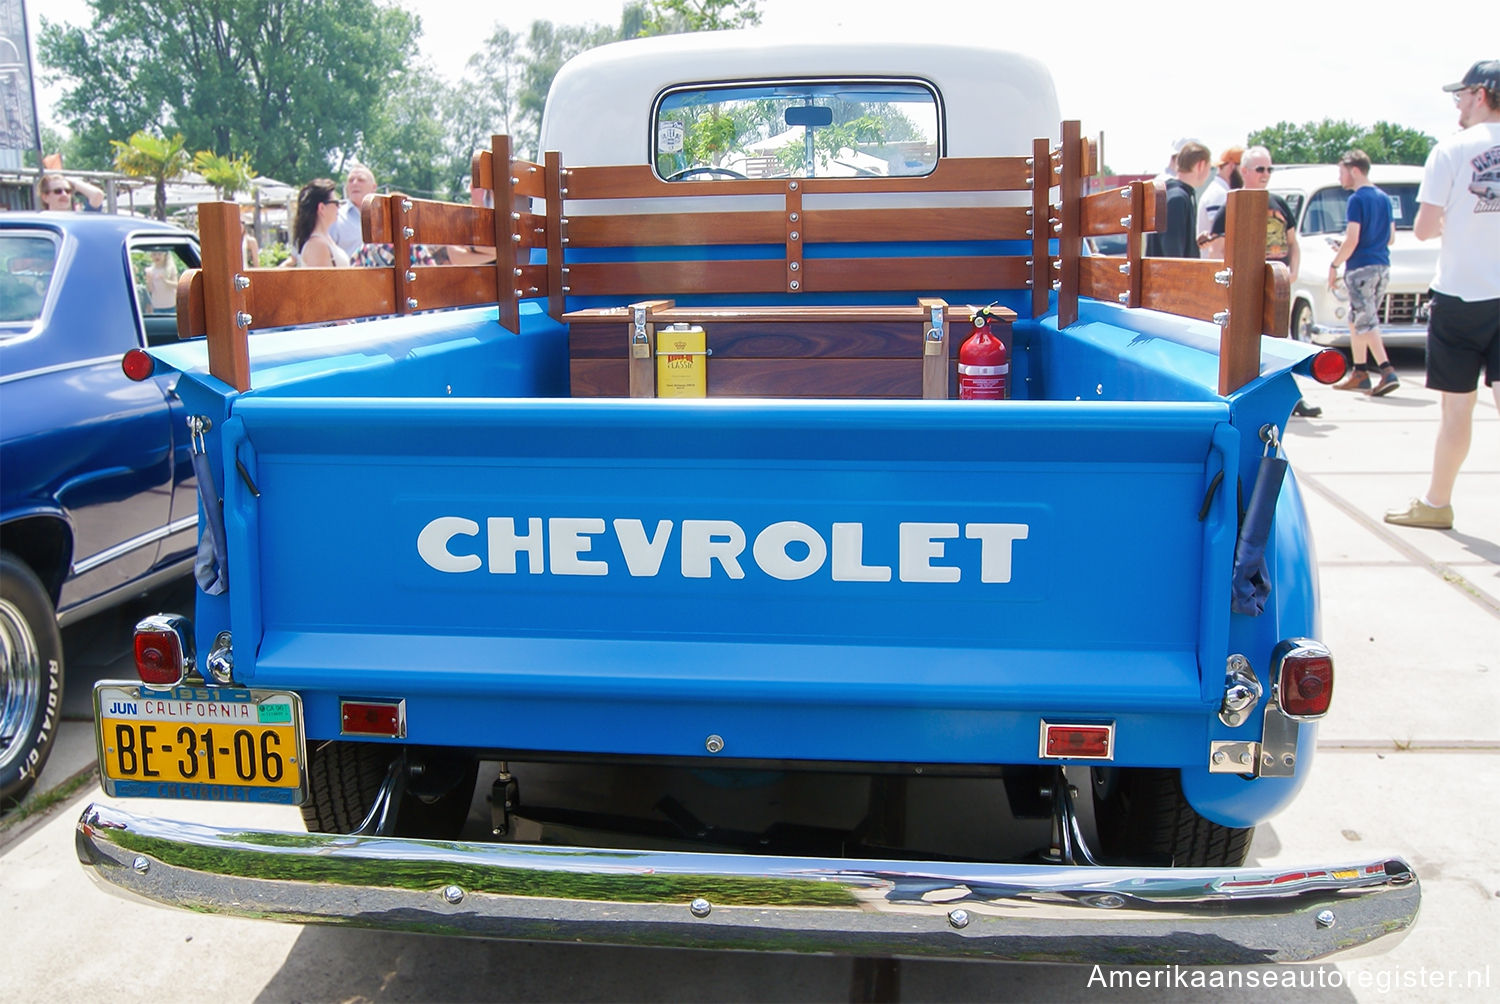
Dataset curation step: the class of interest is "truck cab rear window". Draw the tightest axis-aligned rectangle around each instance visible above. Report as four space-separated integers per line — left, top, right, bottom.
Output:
654 79 941 182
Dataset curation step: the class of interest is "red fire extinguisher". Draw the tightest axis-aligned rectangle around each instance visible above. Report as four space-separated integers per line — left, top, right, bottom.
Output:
958 304 1009 400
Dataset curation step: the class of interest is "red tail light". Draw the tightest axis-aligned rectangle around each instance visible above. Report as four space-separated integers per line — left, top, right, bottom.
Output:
133 614 194 688
1275 639 1334 719
1309 349 1348 385
122 348 155 381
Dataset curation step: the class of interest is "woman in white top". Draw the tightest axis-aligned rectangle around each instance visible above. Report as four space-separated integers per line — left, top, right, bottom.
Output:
293 179 350 267
144 251 179 311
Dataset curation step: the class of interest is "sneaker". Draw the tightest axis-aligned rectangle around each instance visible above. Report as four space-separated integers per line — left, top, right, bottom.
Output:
1334 371 1372 391
1368 371 1401 397
1384 497 1453 530
1292 399 1322 418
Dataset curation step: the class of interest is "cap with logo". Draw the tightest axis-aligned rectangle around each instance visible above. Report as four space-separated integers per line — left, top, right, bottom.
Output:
1441 59 1500 93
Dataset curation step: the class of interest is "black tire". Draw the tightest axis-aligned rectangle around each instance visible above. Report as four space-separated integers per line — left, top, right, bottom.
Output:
1290 301 1313 343
1090 767 1252 867
300 740 477 840
1 553 65 809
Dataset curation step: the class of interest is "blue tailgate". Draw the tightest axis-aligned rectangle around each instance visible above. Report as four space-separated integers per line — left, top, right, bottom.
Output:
223 396 1236 765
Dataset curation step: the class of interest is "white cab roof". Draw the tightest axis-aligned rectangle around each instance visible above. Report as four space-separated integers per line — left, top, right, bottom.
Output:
538 30 1060 168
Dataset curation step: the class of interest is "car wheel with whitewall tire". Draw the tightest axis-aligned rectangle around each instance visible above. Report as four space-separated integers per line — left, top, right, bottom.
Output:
299 740 478 839
1090 766 1253 867
0 552 65 809
1291 301 1313 343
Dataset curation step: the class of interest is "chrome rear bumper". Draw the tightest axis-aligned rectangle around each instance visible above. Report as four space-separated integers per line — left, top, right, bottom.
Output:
77 802 1418 964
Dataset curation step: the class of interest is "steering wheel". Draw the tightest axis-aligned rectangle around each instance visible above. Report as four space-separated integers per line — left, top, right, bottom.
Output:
665 166 750 181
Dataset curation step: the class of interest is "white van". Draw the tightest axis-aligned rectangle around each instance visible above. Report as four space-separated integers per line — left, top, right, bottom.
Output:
1271 164 1437 349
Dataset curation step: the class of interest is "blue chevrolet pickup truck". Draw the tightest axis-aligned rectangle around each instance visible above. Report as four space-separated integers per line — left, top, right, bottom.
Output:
75 34 1419 965
1 213 200 805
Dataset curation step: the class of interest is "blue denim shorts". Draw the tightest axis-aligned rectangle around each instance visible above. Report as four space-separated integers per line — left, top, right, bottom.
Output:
1344 264 1389 332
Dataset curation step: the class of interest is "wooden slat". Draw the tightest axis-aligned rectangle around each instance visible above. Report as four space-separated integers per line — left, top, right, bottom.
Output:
1081 182 1161 237
492 135 519 333
545 150 564 320
1221 189 1269 394
391 194 414 316
804 206 1032 243
570 358 628 397
242 267 397 329
198 202 250 392
1139 258 1227 321
563 259 787 297
175 269 205 339
566 212 783 247
708 358 921 398
563 156 1034 200
473 147 547 199
1056 121 1084 328
1127 182 1146 307
1078 255 1129 307
802 256 1033 293
1263 262 1291 338
785 180 802 293
1031 137 1050 317
367 196 496 247
405 264 499 312
652 305 929 323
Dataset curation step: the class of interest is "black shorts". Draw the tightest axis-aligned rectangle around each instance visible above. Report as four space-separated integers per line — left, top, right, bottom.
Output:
1426 291 1500 393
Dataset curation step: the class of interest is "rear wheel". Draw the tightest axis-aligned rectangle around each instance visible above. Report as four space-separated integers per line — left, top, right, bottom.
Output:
1090 767 1252 867
1 553 65 809
300 741 478 839
1291 301 1313 342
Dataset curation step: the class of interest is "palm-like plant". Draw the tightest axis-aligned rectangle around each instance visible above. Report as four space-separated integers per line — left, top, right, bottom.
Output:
111 131 193 220
194 150 257 201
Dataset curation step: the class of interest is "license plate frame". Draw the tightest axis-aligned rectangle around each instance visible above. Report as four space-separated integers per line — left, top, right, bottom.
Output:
93 681 308 805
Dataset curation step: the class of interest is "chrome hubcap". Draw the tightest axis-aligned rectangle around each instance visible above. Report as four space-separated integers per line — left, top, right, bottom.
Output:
0 597 41 772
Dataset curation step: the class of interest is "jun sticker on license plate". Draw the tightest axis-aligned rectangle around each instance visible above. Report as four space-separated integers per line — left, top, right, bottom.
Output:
93 682 307 804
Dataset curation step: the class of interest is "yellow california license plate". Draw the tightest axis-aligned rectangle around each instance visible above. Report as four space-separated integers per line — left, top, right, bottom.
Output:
93 682 307 804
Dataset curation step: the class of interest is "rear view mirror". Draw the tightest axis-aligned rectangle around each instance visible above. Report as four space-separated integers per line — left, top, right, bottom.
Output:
785 105 834 128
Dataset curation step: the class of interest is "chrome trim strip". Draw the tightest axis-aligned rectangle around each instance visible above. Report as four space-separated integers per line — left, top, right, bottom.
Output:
72 515 198 575
0 353 128 386
76 803 1419 964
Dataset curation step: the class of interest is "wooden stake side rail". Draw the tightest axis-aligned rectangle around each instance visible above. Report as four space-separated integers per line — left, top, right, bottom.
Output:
176 122 1274 396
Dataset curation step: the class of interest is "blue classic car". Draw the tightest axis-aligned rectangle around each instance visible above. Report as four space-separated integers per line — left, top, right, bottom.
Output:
1 212 201 805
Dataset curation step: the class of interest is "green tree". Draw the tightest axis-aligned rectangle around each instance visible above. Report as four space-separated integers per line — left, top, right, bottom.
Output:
38 0 422 183
1248 118 1435 166
359 63 450 198
111 130 192 220
639 0 763 34
194 150 256 200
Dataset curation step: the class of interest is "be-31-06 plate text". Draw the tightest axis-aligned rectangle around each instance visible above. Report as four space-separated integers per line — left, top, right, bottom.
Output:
93 682 307 804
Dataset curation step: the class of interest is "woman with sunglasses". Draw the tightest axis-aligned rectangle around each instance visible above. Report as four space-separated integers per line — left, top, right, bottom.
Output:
292 178 350 268
37 173 104 212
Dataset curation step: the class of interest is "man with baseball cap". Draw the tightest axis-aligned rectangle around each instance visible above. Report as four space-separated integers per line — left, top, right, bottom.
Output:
1385 60 1500 530
1196 147 1243 249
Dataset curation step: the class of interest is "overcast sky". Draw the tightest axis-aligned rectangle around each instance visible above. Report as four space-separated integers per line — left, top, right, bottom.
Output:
28 0 1482 173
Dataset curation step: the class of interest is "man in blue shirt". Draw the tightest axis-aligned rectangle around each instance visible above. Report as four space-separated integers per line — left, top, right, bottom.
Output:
1328 149 1399 396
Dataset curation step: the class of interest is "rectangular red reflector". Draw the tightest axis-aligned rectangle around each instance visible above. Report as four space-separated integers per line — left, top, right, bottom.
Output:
134 630 184 686
340 699 407 738
1040 721 1114 760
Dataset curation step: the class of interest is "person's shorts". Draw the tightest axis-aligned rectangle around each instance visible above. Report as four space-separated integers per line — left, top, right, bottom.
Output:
1344 264 1389 332
1426 291 1500 392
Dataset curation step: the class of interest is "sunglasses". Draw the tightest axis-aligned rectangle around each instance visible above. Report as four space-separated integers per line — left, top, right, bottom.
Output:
1453 86 1481 104
46 187 70 195
1249 166 1274 174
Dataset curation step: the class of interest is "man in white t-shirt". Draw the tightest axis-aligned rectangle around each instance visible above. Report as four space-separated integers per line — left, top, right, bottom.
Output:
1385 59 1500 530
328 165 377 259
